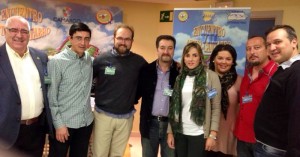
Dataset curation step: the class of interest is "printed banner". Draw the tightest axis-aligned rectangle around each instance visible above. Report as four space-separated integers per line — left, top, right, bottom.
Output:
0 0 123 58
173 8 251 75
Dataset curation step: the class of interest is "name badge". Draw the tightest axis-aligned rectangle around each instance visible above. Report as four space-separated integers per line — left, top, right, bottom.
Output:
44 76 51 85
242 94 253 103
105 66 116 75
207 88 217 99
163 88 173 96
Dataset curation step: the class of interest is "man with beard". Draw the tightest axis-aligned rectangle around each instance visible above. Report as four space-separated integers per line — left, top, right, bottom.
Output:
254 25 300 157
234 36 277 157
92 24 147 157
136 35 179 157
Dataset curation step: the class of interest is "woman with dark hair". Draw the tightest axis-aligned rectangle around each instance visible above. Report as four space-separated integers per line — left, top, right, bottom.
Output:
207 44 242 157
167 42 221 157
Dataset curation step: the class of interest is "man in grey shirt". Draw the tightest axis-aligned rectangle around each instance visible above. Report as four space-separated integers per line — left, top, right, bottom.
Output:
47 22 94 157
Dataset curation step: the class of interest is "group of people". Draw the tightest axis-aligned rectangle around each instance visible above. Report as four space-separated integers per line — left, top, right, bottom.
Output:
0 16 146 157
0 15 299 157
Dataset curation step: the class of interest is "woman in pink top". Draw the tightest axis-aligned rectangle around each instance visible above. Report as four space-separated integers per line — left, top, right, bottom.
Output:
207 44 242 157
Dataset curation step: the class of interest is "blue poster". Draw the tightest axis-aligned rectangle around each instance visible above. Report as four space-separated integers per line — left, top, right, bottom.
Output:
173 8 251 75
0 0 123 58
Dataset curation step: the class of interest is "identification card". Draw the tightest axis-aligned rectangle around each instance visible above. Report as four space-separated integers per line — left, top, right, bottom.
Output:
105 66 116 75
207 88 217 99
44 76 51 85
163 88 173 96
242 94 253 103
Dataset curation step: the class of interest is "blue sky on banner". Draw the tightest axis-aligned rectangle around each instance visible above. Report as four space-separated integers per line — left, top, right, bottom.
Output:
0 0 123 55
173 8 251 75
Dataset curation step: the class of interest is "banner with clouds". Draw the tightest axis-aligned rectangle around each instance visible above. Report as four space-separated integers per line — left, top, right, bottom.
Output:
0 0 122 58
173 8 251 75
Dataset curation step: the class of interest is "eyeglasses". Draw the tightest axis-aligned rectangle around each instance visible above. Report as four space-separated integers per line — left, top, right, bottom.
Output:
115 37 132 42
6 28 30 35
72 36 91 42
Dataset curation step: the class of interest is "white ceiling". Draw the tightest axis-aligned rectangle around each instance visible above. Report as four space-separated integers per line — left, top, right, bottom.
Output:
124 0 217 4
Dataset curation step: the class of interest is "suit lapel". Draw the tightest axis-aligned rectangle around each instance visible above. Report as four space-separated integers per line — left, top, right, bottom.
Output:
0 44 20 97
29 48 45 86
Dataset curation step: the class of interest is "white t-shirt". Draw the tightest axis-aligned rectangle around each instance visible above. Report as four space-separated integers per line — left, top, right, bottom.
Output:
181 76 204 136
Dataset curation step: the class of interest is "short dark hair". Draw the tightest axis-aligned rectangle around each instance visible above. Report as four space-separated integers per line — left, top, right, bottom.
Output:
265 25 297 42
209 44 237 71
155 35 176 49
114 24 134 39
248 35 267 48
69 22 91 37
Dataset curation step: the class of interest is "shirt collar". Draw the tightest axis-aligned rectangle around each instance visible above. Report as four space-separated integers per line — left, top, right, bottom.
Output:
6 43 29 58
156 60 173 73
280 53 300 70
66 46 85 59
111 48 131 56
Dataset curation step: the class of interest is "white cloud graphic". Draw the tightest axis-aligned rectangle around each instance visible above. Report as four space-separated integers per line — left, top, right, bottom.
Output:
29 18 65 50
174 32 191 61
223 25 248 47
236 57 246 72
213 13 248 47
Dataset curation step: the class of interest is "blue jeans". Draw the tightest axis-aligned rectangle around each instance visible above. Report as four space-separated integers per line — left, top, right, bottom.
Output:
254 141 286 157
141 119 174 157
237 140 255 157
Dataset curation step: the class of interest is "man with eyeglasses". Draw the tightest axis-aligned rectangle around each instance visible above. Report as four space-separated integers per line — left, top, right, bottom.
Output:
0 16 53 156
47 22 94 157
92 24 147 157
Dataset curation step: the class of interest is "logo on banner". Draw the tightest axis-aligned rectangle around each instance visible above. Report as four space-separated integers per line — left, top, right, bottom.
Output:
0 5 50 40
203 11 215 22
53 6 81 23
178 11 188 22
96 9 113 24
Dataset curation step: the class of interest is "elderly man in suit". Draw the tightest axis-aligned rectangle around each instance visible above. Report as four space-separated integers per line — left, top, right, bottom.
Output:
0 16 53 157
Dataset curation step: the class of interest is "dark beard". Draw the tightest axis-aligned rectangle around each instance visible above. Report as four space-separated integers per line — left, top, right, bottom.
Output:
115 46 130 54
248 61 260 66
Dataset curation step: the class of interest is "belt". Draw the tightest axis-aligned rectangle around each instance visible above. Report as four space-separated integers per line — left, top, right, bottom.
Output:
20 117 39 125
151 116 168 122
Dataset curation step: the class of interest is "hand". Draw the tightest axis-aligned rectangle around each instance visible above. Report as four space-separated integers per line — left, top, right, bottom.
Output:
167 133 175 149
205 137 216 151
55 126 69 143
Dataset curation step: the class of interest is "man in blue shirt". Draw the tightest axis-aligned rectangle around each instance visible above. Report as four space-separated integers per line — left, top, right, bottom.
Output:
137 35 179 157
47 22 94 157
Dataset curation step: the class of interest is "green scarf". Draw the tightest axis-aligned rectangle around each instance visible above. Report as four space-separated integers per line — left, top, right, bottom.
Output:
219 68 237 119
169 65 207 134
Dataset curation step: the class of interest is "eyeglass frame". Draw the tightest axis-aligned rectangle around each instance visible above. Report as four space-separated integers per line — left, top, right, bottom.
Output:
5 27 30 35
115 37 133 42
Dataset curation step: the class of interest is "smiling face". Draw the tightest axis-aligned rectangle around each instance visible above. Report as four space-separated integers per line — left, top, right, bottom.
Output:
246 37 269 67
4 17 30 56
266 28 298 64
114 27 133 54
157 39 174 64
213 50 233 75
69 31 91 57
184 47 201 70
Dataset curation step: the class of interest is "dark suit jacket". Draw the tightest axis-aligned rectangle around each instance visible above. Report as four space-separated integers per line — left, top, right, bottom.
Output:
0 43 53 148
137 60 179 138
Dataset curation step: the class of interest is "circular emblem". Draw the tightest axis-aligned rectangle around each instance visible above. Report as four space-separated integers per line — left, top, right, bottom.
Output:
96 9 113 24
178 11 188 22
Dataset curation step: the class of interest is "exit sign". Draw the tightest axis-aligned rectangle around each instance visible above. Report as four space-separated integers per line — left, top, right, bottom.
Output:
160 10 173 22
